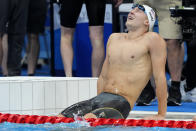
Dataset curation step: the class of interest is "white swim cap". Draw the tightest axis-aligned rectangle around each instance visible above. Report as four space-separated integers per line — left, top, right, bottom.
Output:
143 5 156 31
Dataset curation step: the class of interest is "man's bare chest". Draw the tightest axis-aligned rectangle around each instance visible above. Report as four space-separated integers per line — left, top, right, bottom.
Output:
107 41 148 64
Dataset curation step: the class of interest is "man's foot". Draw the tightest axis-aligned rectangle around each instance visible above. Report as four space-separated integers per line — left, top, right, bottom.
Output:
136 83 155 106
167 85 182 106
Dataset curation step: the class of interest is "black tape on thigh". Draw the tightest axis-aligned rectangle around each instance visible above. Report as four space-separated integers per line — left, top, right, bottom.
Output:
91 107 124 119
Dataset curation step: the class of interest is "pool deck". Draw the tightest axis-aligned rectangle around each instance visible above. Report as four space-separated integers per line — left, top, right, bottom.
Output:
129 101 196 121
128 111 196 121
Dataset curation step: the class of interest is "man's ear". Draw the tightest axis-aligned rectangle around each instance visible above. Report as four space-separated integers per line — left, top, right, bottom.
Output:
144 20 149 27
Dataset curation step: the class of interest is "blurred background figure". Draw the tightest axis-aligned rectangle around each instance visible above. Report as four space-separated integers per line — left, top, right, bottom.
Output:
25 0 47 76
60 0 123 77
181 33 196 102
0 34 8 76
5 0 29 76
184 36 196 93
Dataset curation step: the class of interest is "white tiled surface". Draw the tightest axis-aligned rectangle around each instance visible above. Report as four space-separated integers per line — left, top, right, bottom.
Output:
0 82 10 111
21 82 33 110
0 77 98 115
33 81 44 110
10 82 21 111
55 81 67 109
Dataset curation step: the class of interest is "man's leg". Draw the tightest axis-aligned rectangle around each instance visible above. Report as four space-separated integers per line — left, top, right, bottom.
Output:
89 26 105 77
26 0 46 76
7 34 25 76
0 36 2 65
167 39 184 82
58 113 97 119
85 0 106 77
59 0 83 77
27 34 40 75
167 39 184 106
1 34 8 76
7 0 29 76
0 0 8 67
60 26 75 77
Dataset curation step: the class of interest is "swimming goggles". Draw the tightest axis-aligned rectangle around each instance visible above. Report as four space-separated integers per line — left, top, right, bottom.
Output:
132 4 146 12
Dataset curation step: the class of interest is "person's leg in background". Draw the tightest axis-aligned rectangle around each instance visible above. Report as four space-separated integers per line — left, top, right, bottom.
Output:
7 0 29 76
26 0 47 76
0 36 2 67
166 40 184 105
0 0 9 76
158 0 184 106
89 26 105 77
60 0 83 77
60 27 75 77
86 0 106 77
26 34 40 76
7 34 25 76
1 34 8 76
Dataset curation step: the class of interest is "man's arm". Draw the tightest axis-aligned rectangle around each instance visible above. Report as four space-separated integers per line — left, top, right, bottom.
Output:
97 57 108 94
147 32 168 119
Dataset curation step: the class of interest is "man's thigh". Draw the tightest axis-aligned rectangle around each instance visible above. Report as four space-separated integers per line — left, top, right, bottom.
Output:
158 17 182 39
8 0 29 34
27 0 47 34
155 0 182 39
60 0 83 28
85 0 106 26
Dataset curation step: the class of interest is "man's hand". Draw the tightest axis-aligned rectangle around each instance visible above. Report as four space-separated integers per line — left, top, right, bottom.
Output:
144 114 165 121
193 116 196 121
113 0 123 7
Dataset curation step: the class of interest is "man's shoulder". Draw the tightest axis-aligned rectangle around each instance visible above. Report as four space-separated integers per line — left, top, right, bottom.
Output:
145 32 166 48
109 33 126 39
144 32 165 44
146 32 161 39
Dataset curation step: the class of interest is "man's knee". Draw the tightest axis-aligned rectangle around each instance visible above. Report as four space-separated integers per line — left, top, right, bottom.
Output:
166 39 182 50
28 33 39 40
89 26 104 40
61 26 74 37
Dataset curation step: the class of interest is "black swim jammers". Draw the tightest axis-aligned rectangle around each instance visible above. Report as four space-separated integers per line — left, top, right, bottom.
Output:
60 0 106 28
61 92 131 119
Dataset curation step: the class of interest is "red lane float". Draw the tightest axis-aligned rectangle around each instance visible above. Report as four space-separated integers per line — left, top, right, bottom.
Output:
0 113 195 129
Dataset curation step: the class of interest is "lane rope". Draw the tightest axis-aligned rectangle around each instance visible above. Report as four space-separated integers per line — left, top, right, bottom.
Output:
0 113 195 129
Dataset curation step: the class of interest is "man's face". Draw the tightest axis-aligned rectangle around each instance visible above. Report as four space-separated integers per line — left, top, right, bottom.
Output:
126 4 148 31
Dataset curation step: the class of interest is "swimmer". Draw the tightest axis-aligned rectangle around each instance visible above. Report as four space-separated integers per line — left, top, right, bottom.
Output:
58 4 167 120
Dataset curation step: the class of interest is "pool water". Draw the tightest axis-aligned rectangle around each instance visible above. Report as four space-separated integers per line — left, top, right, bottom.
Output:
0 122 195 131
